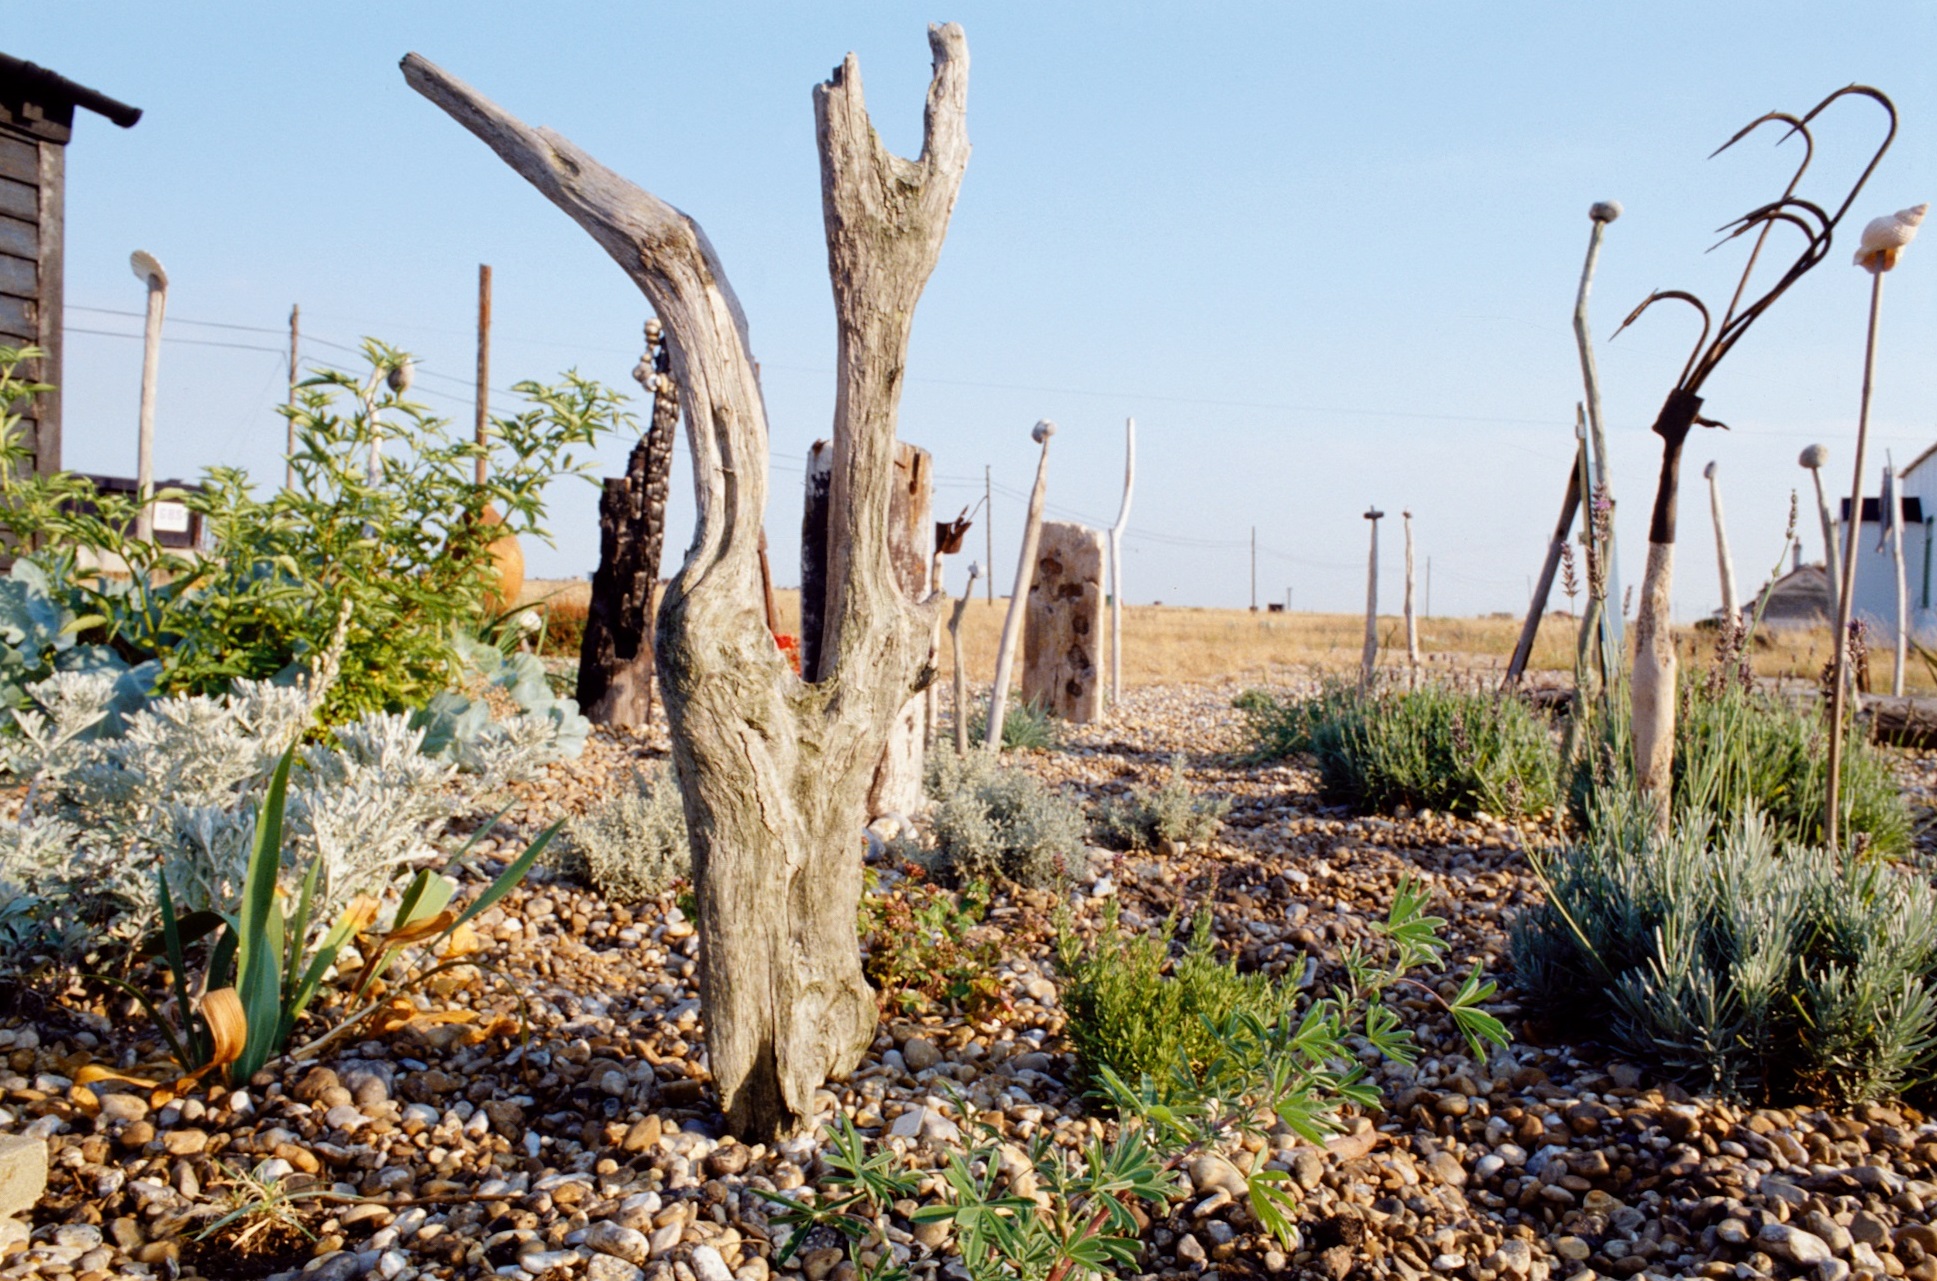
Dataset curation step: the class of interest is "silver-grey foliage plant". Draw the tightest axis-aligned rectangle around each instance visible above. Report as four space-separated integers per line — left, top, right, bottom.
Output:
561 766 691 904
1095 756 1230 852
1512 796 1937 1105
922 750 1088 889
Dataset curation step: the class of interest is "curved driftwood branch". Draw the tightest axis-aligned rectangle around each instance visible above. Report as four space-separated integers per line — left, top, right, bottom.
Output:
403 26 969 1140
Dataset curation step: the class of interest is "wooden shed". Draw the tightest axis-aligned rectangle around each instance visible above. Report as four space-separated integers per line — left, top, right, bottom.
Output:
0 53 141 477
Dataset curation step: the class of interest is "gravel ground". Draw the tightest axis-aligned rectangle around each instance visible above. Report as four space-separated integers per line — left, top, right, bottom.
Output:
3 683 1935 1281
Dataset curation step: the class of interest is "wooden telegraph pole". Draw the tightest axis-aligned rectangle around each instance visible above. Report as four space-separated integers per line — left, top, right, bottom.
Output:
475 265 492 484
286 304 299 489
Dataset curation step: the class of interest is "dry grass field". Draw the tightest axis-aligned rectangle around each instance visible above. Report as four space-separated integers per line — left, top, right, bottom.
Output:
522 576 1923 691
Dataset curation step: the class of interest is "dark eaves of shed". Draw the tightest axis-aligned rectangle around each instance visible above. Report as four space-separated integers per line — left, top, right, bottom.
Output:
0 52 140 127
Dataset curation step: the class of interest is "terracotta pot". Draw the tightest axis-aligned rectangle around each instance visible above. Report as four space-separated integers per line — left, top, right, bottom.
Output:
481 505 525 611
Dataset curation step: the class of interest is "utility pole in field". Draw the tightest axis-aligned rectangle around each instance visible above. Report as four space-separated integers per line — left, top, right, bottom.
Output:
1250 526 1257 612
475 264 492 483
286 304 300 490
984 464 994 604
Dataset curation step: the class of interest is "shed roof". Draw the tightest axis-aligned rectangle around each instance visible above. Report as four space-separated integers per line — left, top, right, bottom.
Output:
0 53 141 133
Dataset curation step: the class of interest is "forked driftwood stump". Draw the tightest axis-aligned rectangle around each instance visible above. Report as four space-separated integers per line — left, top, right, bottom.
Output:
578 320 679 727
1022 521 1105 723
403 26 969 1140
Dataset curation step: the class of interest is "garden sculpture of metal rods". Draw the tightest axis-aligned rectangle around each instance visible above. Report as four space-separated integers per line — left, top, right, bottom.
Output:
1612 86 1896 835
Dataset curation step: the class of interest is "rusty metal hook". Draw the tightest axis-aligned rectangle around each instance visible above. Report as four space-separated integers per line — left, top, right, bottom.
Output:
1790 84 1898 230
1611 289 1712 390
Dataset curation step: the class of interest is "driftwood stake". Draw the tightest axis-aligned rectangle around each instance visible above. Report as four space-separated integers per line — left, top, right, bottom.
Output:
1703 461 1739 626
1361 507 1383 690
1576 201 1625 679
129 250 167 541
1505 449 1583 688
986 420 1054 750
1403 510 1419 686
403 24 971 1140
1801 444 1842 618
950 561 981 755
1108 417 1134 710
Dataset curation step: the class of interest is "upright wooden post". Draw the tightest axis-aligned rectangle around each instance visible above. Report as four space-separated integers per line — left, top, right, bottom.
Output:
984 464 994 603
1703 460 1738 628
1801 445 1842 621
867 443 933 818
1107 417 1135 709
475 264 492 485
1250 525 1257 612
1403 510 1419 686
1022 521 1105 722
286 303 299 490
987 421 1054 750
1576 200 1625 679
129 249 167 541
1361 507 1383 690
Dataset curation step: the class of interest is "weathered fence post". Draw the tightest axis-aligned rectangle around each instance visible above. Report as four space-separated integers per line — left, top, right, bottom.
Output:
1703 460 1739 627
1361 507 1383 690
986 420 1054 750
1108 417 1135 710
578 319 678 727
129 250 167 541
1023 521 1105 722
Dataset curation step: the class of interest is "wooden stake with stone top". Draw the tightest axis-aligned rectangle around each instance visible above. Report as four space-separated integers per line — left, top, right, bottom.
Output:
1800 444 1842 620
130 250 167 541
986 420 1054 750
403 24 970 1140
1361 507 1383 690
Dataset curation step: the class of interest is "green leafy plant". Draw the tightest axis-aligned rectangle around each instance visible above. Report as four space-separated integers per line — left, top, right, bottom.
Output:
0 341 627 725
921 750 1088 889
1238 681 1559 819
776 879 1507 1280
1093 757 1230 852
968 698 1061 752
1513 798 1937 1104
860 875 1005 1016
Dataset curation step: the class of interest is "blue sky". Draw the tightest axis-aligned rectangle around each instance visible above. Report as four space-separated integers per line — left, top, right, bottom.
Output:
12 3 1936 616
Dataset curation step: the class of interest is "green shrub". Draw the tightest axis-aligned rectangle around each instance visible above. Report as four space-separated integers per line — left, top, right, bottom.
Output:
1239 682 1559 819
1094 756 1230 852
560 766 690 904
967 697 1061 752
1059 905 1293 1096
1570 673 1909 855
1512 798 1937 1105
0 342 626 725
923 750 1087 889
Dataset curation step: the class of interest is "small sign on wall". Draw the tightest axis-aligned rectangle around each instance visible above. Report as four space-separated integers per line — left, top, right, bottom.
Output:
152 501 190 534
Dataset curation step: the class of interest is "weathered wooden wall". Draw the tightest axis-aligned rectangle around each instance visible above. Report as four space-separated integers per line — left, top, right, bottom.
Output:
1022 521 1105 722
0 93 68 477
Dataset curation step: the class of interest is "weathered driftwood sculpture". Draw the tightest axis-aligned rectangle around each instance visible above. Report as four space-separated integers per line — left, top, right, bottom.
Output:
950 561 981 755
1022 521 1105 722
1403 510 1419 685
986 420 1054 750
1361 507 1383 690
1107 417 1135 709
403 26 970 1139
1505 456 1580 689
1800 444 1842 618
129 250 167 541
1826 201 1923 850
1703 461 1739 627
1613 87 1893 833
578 320 679 727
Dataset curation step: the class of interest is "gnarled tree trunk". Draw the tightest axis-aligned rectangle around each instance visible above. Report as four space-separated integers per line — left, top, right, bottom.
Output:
578 322 678 727
403 24 969 1140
